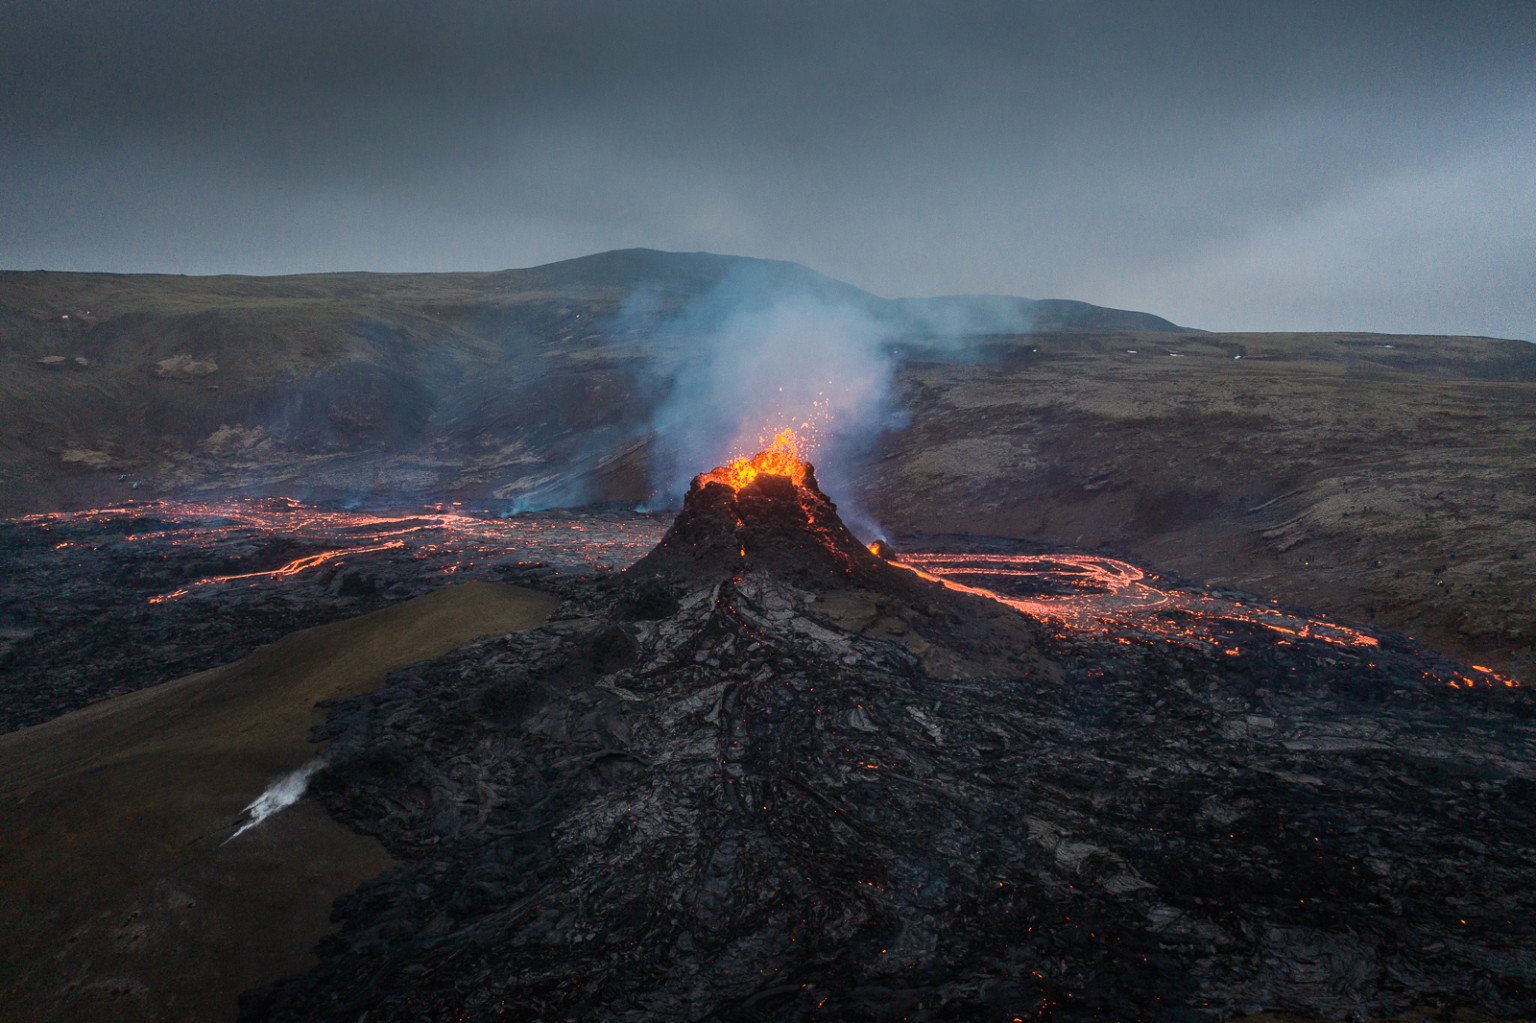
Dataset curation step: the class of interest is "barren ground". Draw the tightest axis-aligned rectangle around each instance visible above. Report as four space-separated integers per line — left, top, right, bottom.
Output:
861 331 1536 684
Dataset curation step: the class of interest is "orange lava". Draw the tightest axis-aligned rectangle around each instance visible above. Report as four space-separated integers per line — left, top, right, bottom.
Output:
146 540 407 603
21 498 663 604
696 429 811 490
894 550 1519 690
17 497 1520 691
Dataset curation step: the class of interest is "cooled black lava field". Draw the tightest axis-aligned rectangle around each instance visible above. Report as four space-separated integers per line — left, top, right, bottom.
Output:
194 467 1533 1022
2 476 1532 1020
0 501 663 732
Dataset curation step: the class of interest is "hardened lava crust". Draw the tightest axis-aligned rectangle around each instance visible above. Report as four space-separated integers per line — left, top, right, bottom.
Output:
242 467 1536 1022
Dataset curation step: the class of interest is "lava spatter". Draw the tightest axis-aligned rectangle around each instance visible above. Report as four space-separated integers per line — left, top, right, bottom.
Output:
628 434 891 588
695 428 815 492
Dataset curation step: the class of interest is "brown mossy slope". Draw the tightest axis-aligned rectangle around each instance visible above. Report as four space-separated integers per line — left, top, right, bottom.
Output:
0 581 557 1023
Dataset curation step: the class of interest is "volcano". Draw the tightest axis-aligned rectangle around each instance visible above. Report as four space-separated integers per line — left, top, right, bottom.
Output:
242 446 1536 1022
630 432 900 588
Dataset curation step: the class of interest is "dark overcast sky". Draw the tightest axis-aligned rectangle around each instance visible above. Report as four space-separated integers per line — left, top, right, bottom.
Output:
3 1 1533 338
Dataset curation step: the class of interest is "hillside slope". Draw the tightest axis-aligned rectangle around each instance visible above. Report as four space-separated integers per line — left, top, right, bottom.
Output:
0 582 556 1023
2 250 1532 681
0 249 1188 513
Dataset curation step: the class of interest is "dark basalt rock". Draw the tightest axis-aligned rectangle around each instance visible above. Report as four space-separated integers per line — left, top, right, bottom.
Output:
0 506 653 733
240 482 1536 1022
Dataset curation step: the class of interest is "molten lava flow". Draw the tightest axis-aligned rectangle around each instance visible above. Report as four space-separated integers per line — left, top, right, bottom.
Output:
147 541 407 603
14 495 1520 691
892 550 1520 690
21 498 666 604
896 550 1389 650
696 429 812 491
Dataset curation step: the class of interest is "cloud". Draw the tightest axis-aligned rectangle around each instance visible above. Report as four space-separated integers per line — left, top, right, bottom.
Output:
1097 123 1536 338
1 0 1532 338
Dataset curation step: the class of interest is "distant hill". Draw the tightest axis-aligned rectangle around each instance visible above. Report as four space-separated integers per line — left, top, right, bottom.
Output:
0 247 1193 516
507 250 1196 333
888 293 1190 335
0 247 1190 333
498 248 879 308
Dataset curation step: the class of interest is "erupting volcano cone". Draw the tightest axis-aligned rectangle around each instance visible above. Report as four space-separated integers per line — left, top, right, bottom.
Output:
628 446 887 586
240 446 1536 1023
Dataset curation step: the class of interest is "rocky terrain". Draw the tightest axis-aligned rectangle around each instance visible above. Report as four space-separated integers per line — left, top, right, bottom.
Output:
234 462 1536 1021
1 435 1530 1020
0 502 661 732
862 330 1536 685
3 249 1531 686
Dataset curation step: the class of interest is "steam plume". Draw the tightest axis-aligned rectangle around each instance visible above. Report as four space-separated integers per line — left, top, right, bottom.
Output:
222 759 324 844
634 262 1035 530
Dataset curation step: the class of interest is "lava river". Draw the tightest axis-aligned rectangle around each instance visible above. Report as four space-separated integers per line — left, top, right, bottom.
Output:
897 550 1515 689
14 497 1516 689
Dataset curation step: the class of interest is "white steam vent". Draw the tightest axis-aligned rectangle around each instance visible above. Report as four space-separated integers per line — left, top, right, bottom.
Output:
222 759 324 844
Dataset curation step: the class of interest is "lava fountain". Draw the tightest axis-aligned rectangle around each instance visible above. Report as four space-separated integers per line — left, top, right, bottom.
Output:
627 428 886 586
695 428 815 491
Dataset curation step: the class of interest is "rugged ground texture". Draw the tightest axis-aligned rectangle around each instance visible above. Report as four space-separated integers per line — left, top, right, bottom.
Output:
858 331 1536 684
0 505 651 732
240 471 1536 1022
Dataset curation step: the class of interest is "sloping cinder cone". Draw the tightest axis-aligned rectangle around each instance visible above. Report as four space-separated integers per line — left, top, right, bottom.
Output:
627 461 891 588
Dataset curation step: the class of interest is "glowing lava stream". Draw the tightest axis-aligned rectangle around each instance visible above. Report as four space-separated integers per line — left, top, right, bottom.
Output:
148 541 407 604
900 551 1172 621
23 497 664 604
890 550 1518 689
17 483 1517 690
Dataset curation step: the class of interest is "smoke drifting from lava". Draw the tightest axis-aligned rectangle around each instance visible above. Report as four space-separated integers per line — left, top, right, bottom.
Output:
634 264 1034 528
639 269 889 502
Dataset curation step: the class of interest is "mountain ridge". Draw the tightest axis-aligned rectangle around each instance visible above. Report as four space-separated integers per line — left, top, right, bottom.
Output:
0 247 1193 331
